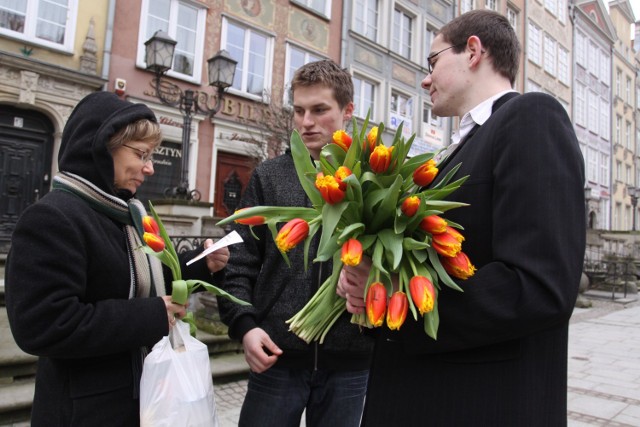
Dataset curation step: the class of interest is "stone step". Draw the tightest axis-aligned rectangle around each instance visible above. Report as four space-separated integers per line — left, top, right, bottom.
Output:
0 352 248 426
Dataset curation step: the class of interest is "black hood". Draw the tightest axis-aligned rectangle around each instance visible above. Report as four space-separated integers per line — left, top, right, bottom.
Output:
58 92 157 195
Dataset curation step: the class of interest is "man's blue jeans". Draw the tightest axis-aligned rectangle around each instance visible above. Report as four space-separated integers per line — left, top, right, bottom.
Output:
238 366 369 427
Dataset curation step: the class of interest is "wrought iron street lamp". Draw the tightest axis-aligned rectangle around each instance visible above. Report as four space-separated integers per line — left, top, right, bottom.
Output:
144 30 237 200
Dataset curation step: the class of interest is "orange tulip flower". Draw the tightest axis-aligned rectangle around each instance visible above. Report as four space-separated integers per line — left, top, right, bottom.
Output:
233 208 266 226
334 166 352 191
365 126 379 152
386 292 409 330
419 215 447 234
431 228 462 257
413 159 438 187
409 276 435 315
401 196 420 217
142 216 160 235
445 226 464 242
369 145 394 173
340 238 363 266
143 232 165 252
275 218 309 253
366 282 387 327
315 173 346 204
441 251 476 279
332 130 352 151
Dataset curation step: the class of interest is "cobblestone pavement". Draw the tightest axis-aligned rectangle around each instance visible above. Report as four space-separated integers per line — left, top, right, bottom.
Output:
213 295 640 427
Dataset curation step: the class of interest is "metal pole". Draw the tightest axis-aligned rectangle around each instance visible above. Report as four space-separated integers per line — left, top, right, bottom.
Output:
179 89 194 197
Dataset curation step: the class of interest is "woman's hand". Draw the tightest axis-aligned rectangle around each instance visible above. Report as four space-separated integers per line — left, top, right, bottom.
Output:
162 295 187 328
203 239 229 273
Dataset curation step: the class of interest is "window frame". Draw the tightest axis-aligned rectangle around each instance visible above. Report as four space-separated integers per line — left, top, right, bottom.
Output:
220 17 274 101
292 0 332 18
352 73 378 121
137 0 207 84
353 0 379 42
0 0 78 52
392 7 413 60
283 43 322 105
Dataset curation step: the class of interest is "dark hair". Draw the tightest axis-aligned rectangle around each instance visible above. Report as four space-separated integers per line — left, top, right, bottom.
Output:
290 59 354 108
438 10 520 85
107 119 161 151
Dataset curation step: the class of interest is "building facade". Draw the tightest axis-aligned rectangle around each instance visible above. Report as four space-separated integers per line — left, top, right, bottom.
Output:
0 0 111 253
573 0 616 231
608 0 637 230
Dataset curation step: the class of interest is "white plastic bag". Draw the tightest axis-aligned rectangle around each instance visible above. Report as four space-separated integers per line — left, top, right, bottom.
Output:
140 320 218 427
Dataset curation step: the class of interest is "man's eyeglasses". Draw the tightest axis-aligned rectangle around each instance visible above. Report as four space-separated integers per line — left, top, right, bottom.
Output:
427 43 466 74
122 144 154 164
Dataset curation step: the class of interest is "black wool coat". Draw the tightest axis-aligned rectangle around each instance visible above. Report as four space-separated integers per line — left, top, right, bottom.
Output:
361 92 586 426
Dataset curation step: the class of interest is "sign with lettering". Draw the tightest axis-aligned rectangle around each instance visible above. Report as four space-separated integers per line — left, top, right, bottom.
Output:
135 140 182 203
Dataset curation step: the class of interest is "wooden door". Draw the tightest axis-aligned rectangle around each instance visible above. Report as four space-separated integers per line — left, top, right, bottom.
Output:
214 152 254 218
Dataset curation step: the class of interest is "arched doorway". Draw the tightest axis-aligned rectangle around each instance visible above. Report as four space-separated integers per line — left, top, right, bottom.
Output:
0 107 54 252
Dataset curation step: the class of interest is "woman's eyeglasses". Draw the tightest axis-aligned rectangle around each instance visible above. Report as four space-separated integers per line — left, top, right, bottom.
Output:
122 144 154 164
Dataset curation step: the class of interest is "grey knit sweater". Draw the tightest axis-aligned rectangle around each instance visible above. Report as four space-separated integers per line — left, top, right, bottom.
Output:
218 151 373 370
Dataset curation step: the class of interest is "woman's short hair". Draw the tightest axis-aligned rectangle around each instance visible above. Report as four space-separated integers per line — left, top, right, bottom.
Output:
107 119 161 151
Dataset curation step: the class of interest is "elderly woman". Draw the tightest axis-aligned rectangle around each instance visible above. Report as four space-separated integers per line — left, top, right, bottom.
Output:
4 92 228 426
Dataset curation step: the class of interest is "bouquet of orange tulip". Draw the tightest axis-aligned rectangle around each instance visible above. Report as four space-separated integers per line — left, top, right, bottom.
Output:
141 202 250 335
217 115 475 343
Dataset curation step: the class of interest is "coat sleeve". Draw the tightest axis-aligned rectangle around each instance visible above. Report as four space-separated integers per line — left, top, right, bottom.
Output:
4 199 169 359
405 93 586 353
216 168 268 341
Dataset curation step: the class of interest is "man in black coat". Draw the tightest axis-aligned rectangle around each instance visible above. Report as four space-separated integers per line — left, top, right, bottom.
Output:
340 10 585 426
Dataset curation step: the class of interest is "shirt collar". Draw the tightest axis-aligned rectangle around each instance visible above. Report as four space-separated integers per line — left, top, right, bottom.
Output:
452 89 516 144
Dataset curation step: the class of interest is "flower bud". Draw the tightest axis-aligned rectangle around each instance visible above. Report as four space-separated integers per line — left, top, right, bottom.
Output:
386 292 408 330
441 251 476 279
334 166 352 191
365 126 378 152
366 282 387 327
409 276 435 315
143 232 165 252
401 196 420 217
315 173 346 204
275 218 309 253
233 208 266 226
369 145 394 173
341 238 363 266
332 130 352 151
413 159 438 187
419 215 447 234
432 228 462 257
142 216 160 235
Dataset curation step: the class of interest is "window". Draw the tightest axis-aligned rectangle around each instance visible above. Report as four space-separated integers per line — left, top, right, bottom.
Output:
575 83 585 126
461 0 475 14
294 0 331 17
485 0 498 11
283 44 321 104
557 46 569 85
626 77 632 104
615 115 622 144
543 34 556 76
557 0 566 23
140 0 206 80
587 91 598 134
576 31 586 67
526 79 542 93
616 68 622 97
422 103 441 127
544 0 557 15
507 7 518 30
599 49 609 83
626 121 632 149
527 22 541 65
424 26 436 66
354 0 378 42
599 98 609 139
392 9 412 59
222 18 273 97
0 0 77 51
616 160 622 181
389 91 413 134
353 75 376 119
587 147 597 182
587 42 597 76
600 152 609 186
